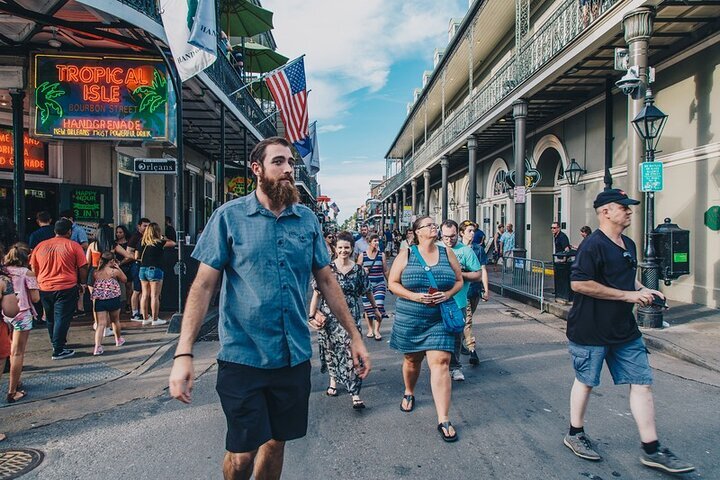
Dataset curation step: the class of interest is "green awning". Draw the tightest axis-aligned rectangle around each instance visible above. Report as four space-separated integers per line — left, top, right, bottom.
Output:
220 0 274 38
231 41 288 73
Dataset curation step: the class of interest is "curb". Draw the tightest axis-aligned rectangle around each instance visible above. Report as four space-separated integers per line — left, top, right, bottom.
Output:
641 333 720 374
492 289 720 375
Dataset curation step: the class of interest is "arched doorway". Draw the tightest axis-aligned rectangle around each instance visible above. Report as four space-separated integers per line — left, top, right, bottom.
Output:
529 134 569 261
481 158 511 239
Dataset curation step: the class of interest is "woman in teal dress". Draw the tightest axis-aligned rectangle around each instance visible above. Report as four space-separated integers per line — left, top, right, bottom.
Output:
388 216 463 442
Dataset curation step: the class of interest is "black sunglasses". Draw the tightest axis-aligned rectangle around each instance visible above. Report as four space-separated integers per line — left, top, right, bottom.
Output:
622 251 637 268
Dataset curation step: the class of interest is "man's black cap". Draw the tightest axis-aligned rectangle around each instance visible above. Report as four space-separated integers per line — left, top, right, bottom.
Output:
54 218 72 235
593 189 641 209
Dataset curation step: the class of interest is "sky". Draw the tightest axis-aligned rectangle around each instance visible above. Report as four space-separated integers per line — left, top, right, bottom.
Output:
262 0 469 222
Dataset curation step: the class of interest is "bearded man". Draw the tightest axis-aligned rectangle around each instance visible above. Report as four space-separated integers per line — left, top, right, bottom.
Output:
169 136 370 480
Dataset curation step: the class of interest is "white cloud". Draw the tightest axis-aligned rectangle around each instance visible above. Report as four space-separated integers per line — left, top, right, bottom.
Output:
263 0 466 120
317 124 345 134
317 170 385 222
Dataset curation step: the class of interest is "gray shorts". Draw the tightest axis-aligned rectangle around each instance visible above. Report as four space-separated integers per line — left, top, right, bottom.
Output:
568 337 653 387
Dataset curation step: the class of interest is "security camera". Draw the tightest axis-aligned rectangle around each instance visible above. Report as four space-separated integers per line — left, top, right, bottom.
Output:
616 66 641 96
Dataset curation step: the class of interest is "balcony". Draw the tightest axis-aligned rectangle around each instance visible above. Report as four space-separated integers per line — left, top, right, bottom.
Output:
116 0 276 139
294 166 317 199
382 0 618 198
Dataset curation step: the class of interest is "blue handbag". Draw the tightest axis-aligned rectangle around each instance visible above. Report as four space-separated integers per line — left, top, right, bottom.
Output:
410 246 464 334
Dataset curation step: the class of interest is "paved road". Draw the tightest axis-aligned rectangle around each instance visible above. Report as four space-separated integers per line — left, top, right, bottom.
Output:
9 293 719 479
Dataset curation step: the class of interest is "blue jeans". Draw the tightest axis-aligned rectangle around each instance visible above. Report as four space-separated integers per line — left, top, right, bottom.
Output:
131 263 141 292
41 287 79 355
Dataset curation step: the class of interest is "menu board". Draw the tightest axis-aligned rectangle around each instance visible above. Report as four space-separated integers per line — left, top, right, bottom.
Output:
71 189 101 220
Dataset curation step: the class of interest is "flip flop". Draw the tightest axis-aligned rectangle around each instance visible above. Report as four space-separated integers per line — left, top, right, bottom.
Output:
438 421 458 442
325 386 338 397
400 394 415 412
366 332 375 338
352 398 366 410
373 334 383 341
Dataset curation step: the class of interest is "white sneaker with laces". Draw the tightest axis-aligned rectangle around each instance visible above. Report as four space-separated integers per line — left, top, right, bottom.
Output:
151 318 167 326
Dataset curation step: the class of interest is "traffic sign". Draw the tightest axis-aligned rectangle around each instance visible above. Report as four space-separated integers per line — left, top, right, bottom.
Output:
639 161 663 192
134 157 177 174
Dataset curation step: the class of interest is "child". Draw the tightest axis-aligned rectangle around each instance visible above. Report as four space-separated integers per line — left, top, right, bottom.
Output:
3 243 40 403
91 252 127 355
0 265 19 442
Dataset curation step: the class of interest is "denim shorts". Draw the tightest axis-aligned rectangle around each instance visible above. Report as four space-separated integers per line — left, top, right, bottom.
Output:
568 336 653 387
139 266 164 282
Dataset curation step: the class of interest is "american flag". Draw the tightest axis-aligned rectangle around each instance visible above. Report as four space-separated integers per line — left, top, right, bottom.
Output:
266 57 309 148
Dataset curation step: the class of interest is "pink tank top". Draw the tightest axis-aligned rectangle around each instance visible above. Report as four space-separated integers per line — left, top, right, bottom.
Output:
3 266 38 321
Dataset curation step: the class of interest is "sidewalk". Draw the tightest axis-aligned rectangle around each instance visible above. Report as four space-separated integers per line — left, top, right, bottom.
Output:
488 263 720 374
1 311 179 407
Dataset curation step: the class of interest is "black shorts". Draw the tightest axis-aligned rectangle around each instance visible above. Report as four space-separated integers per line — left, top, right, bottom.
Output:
94 297 122 312
216 360 311 453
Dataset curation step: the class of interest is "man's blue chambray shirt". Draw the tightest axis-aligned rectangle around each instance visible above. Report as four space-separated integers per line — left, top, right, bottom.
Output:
191 193 331 369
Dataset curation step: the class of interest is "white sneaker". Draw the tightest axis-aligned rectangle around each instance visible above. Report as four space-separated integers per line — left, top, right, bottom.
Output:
151 318 167 326
451 369 465 381
103 328 113 337
141 319 152 326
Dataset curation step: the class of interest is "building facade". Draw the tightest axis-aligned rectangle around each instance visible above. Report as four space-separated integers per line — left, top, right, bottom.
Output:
378 0 720 308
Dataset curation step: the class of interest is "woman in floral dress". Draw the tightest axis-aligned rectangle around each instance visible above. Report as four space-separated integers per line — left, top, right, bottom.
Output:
309 231 381 410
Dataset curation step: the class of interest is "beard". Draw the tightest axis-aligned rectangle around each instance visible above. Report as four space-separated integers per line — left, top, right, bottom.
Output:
258 170 300 211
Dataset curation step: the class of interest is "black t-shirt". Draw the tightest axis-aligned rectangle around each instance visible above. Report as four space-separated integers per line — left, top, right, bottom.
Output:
554 231 571 253
28 225 55 249
165 225 177 242
567 229 640 345
128 231 142 251
139 240 166 268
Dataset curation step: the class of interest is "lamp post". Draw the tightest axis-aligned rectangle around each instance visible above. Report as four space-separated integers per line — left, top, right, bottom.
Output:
449 198 457 211
631 88 668 328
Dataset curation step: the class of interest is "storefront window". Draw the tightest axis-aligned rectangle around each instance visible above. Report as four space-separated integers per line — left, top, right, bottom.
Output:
118 154 141 230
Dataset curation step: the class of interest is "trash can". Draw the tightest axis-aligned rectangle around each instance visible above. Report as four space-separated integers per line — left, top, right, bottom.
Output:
553 250 576 302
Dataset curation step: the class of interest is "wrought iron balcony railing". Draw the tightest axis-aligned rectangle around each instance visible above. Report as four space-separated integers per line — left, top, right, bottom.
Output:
294 166 318 198
117 0 276 139
381 0 617 199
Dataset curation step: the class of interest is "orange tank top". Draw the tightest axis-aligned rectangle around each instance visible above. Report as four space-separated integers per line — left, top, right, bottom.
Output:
91 249 102 267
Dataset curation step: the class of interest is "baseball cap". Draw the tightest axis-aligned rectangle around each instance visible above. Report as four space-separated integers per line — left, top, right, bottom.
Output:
593 189 641 209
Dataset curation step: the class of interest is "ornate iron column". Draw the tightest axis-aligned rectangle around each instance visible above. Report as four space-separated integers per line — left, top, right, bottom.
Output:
218 103 225 206
423 169 431 215
411 178 417 216
513 99 528 259
395 192 401 227
441 156 449 221
623 6 655 247
11 89 25 240
468 136 478 223
402 185 408 228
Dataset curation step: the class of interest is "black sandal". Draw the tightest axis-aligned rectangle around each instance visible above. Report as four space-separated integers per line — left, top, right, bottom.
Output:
400 394 415 412
352 398 366 409
325 386 338 397
6 390 26 404
437 421 458 442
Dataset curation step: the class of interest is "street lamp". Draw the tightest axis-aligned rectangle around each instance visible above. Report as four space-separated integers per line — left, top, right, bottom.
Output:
565 158 586 186
632 88 668 328
449 198 457 211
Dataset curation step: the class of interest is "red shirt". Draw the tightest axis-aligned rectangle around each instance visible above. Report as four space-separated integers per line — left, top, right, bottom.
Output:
31 237 87 291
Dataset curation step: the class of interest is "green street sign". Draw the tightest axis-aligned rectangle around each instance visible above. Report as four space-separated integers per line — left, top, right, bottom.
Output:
639 161 663 192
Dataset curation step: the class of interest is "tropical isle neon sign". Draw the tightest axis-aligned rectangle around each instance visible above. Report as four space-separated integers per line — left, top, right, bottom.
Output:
33 54 169 141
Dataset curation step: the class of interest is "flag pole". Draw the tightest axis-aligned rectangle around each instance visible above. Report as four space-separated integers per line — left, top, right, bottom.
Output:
229 54 306 96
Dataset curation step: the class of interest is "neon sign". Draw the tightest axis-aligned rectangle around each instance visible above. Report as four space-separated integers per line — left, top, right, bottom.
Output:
0 128 48 174
33 54 169 141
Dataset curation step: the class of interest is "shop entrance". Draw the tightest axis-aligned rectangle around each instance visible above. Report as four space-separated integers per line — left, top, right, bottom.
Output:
529 148 563 262
0 181 59 237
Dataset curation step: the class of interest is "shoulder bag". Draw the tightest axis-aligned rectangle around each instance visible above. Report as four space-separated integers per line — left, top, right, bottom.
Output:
410 246 464 334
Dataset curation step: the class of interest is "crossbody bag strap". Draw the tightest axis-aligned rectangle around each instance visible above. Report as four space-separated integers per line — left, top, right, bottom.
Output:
410 245 439 289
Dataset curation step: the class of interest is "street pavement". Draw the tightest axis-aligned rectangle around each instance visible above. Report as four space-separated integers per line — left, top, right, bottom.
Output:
3 289 719 479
